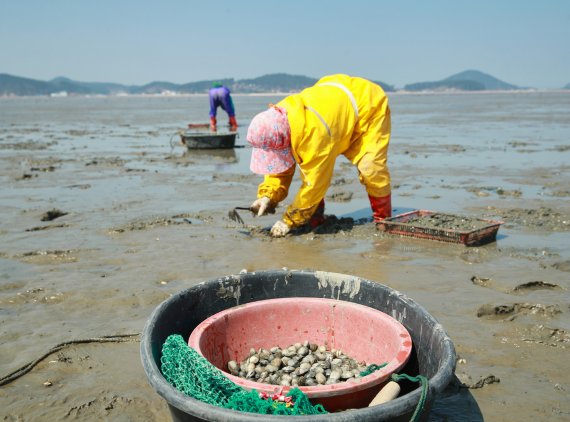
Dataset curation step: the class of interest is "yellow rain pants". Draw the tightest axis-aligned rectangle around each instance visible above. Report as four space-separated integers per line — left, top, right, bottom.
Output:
257 74 391 228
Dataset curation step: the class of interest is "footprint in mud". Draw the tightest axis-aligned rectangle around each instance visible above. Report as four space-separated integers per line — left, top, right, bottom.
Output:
477 303 562 320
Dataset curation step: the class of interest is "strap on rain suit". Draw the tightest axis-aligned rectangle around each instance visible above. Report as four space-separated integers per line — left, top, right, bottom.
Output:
256 74 391 228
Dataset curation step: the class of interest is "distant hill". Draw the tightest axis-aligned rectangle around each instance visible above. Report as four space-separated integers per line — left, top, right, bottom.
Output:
0 73 394 96
404 70 519 91
0 74 55 96
564 82 570 89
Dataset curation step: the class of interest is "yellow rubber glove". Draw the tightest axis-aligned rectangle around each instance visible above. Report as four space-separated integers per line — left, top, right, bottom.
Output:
250 197 272 216
270 220 290 237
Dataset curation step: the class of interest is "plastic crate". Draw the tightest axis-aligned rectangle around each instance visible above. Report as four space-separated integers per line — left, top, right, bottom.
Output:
377 210 503 246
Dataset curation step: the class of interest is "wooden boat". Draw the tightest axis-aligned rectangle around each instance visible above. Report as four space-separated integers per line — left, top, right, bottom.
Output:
180 126 237 150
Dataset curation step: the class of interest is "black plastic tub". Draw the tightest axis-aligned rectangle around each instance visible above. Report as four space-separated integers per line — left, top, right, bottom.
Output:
180 131 237 149
140 270 456 422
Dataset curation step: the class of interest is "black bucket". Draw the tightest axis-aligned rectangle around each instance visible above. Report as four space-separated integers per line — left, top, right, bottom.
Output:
140 270 456 421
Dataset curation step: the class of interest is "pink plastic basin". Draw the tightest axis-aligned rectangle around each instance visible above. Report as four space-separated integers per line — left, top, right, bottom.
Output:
188 297 412 411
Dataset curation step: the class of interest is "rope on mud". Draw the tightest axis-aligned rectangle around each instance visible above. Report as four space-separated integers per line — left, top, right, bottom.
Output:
0 333 140 387
169 131 184 152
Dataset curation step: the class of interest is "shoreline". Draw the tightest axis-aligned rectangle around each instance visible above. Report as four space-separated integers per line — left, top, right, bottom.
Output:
1 89 570 100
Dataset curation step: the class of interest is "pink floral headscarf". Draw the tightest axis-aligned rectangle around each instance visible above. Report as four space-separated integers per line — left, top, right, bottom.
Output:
247 106 295 174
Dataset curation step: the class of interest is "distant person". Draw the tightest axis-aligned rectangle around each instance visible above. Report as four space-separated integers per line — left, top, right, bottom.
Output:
246 74 391 237
208 82 238 132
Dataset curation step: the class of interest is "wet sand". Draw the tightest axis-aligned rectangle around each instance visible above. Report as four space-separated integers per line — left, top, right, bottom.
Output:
0 92 569 421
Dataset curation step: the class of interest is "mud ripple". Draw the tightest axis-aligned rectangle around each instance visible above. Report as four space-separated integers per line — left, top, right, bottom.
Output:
497 246 560 261
477 303 562 320
486 206 570 232
109 213 207 233
0 287 68 305
512 281 562 293
551 260 570 272
520 325 570 348
0 140 57 150
471 277 562 294
26 223 69 232
466 186 521 197
85 157 125 167
16 249 79 264
495 325 570 349
64 395 153 420
326 190 353 202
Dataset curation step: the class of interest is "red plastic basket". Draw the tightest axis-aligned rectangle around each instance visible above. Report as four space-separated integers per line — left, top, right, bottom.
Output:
376 210 503 246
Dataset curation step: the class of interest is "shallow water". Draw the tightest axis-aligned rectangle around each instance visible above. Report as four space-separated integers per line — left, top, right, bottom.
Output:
0 92 569 421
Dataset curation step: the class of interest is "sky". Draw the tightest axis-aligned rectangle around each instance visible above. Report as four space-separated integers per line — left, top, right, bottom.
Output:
1 0 569 89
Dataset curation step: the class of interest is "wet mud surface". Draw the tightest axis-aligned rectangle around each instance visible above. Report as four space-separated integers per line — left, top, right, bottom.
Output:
1 93 569 421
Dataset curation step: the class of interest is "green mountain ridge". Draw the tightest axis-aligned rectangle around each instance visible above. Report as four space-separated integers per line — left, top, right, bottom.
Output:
0 71 540 97
403 70 520 91
0 73 395 96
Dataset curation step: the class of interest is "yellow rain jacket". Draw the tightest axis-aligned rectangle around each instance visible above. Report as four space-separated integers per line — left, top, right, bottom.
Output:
257 74 391 228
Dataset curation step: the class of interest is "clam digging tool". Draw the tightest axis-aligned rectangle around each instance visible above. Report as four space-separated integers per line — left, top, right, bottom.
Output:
228 206 275 224
228 207 253 224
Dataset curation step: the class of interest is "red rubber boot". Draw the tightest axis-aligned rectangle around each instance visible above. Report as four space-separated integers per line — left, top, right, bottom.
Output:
210 116 217 132
309 200 326 228
368 194 392 223
229 116 238 132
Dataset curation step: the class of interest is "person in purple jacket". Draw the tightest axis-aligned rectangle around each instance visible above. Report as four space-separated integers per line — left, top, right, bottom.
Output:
209 82 238 132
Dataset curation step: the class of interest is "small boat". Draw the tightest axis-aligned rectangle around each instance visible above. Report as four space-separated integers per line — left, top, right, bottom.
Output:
180 130 237 150
178 123 238 150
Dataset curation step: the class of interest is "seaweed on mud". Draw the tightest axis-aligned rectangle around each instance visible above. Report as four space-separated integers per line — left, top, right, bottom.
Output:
41 209 68 221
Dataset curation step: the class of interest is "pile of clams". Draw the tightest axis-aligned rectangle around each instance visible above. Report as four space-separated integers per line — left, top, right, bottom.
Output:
227 341 368 387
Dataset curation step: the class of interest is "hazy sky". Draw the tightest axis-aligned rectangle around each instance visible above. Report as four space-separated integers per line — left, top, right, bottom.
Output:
1 0 569 89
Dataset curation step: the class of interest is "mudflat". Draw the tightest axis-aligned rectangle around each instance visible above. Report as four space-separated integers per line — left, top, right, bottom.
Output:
0 92 569 421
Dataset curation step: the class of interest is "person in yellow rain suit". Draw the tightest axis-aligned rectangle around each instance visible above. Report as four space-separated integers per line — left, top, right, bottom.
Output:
247 74 392 237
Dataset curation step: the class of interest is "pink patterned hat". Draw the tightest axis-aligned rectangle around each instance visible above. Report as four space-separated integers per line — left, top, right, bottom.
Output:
247 106 295 174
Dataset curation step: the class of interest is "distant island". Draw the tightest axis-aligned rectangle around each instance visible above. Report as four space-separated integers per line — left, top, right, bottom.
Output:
0 70 548 97
403 70 520 91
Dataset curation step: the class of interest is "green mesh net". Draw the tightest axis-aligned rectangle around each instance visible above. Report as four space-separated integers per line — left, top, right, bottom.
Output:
160 334 328 416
